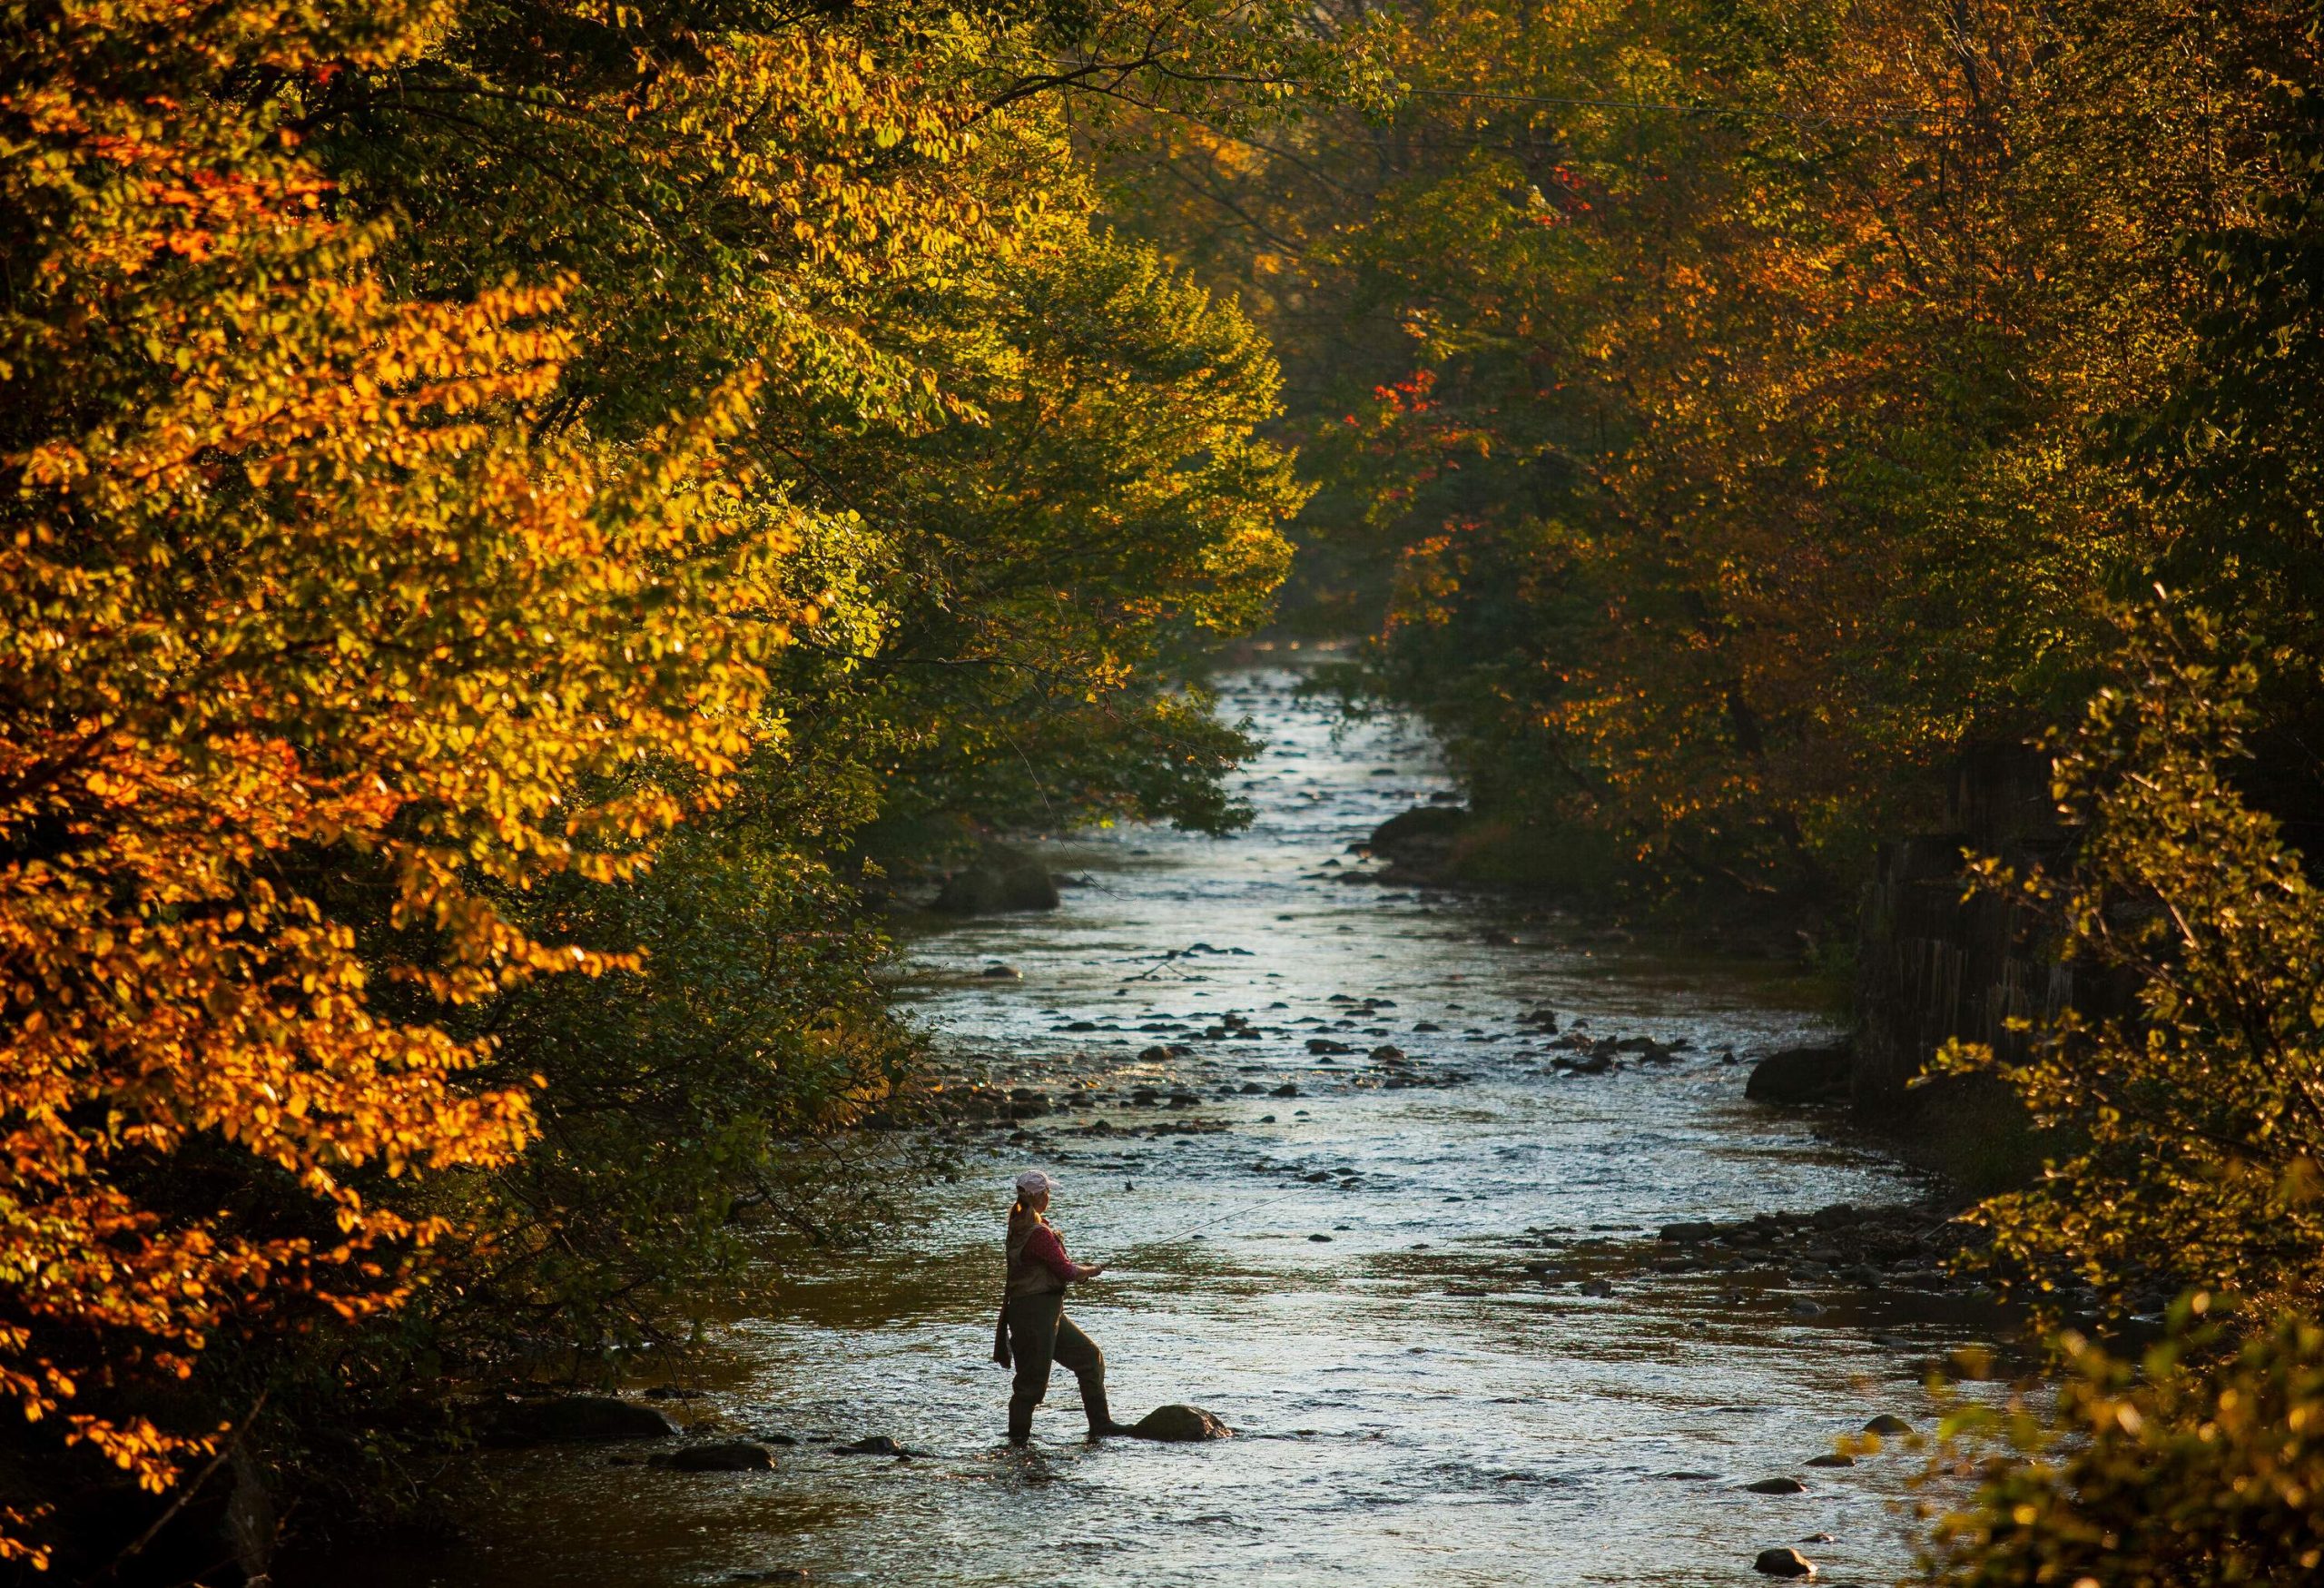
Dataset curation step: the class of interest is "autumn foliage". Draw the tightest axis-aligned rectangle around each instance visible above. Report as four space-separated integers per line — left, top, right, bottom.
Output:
1117 0 2324 909
0 0 811 1554
1 0 1322 1565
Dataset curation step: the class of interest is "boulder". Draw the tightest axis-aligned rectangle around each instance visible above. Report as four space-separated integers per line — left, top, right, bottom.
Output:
1745 1045 1854 1106
1754 1547 1817 1577
1659 1220 1721 1244
1746 1476 1807 1494
1805 1453 1856 1468
931 855 1061 915
500 1395 677 1443
665 1441 777 1473
1863 1414 1914 1435
1124 1405 1232 1442
1369 805 1470 850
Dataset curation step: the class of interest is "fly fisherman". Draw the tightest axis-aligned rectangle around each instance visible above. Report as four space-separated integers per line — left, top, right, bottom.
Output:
992 1169 1123 1445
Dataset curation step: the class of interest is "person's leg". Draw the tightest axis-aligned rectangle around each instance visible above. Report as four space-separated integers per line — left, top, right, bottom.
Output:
1006 1294 1062 1444
1051 1313 1118 1436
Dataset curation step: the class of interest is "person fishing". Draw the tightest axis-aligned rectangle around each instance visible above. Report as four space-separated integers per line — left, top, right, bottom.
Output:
992 1169 1122 1445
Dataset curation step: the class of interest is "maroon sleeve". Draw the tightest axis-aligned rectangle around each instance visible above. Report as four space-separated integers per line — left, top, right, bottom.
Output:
1025 1224 1080 1284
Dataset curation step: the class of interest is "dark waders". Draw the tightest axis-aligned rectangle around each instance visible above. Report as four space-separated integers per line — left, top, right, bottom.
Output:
1003 1290 1111 1443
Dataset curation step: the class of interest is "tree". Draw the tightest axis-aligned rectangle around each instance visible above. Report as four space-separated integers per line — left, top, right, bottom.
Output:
3 0 1327 1564
1938 612 2324 1317
0 0 810 1561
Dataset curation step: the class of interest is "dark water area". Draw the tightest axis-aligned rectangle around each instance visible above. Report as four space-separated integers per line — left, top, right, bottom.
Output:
311 664 1996 1587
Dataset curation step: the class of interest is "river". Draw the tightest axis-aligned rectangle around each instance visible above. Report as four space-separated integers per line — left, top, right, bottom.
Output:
323 663 1988 1587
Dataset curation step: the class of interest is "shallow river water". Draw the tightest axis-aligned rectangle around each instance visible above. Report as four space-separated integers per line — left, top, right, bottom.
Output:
336 666 1990 1588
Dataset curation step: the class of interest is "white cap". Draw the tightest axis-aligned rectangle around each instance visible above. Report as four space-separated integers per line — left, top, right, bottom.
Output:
1014 1169 1054 1198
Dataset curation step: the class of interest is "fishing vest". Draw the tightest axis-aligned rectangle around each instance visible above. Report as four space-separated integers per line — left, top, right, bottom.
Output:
1005 1209 1068 1299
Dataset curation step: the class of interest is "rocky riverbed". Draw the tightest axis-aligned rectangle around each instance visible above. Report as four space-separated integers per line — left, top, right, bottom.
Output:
301 661 2003 1588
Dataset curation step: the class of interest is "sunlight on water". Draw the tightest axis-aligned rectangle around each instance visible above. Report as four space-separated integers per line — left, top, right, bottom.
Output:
328 668 1989 1588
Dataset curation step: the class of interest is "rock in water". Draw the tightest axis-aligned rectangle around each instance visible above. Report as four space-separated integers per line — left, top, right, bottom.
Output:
1744 1045 1854 1105
931 855 1060 915
1754 1546 1817 1577
1863 1414 1914 1435
500 1395 677 1443
1125 1405 1233 1442
665 1441 777 1472
1805 1453 1856 1468
830 1435 911 1456
1746 1476 1808 1494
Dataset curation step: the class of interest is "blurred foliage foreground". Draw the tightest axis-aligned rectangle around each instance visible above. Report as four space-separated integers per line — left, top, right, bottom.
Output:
0 0 1354 1569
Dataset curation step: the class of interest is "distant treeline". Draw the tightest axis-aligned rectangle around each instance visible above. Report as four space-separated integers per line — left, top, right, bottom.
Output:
1113 0 2324 915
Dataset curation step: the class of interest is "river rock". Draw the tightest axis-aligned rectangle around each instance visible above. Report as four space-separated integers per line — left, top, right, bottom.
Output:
499 1395 677 1443
1745 1045 1853 1105
1125 1405 1233 1442
1754 1546 1817 1577
931 855 1060 915
1370 805 1469 849
1365 805 1472 882
1805 1453 1856 1468
1746 1476 1807 1494
830 1435 912 1456
665 1441 777 1472
1659 1220 1720 1244
1863 1414 1913 1435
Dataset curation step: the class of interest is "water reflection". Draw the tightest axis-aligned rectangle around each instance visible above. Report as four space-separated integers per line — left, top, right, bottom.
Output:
314 667 1984 1588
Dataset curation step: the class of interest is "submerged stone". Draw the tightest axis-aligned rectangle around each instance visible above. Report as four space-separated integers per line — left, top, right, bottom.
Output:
665 1441 777 1472
1125 1405 1232 1442
830 1435 912 1456
1754 1546 1817 1577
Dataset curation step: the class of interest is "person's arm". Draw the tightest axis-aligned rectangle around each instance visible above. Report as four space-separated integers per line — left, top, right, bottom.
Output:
1026 1225 1100 1283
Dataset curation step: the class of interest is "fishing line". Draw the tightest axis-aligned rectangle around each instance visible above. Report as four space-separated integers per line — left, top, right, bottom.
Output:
1115 1180 1350 1249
